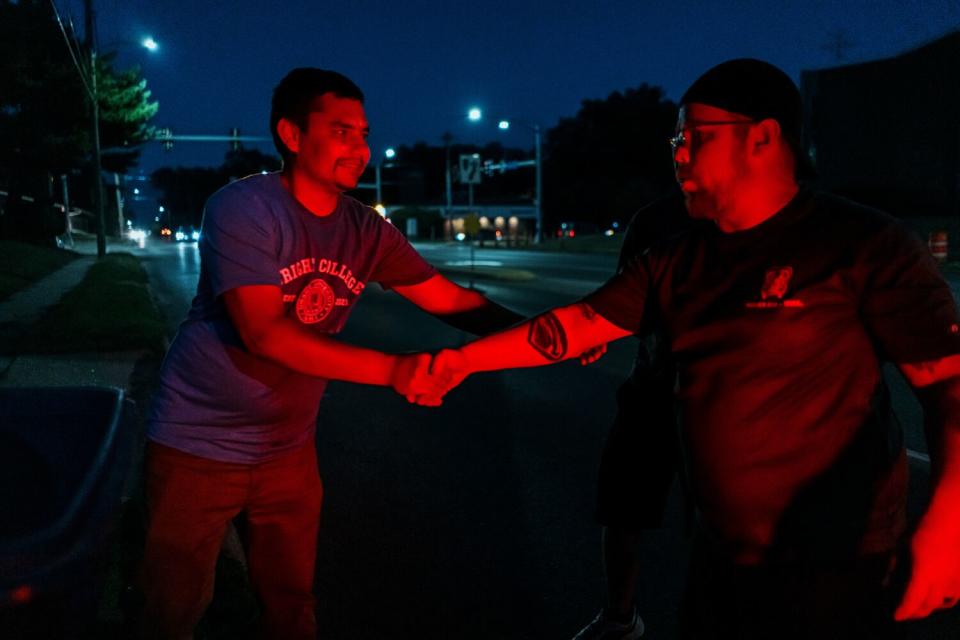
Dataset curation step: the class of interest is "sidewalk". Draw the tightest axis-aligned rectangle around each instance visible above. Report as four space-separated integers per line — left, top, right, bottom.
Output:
0 247 143 390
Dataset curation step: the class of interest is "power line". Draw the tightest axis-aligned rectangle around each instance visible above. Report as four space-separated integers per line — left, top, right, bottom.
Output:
49 0 94 100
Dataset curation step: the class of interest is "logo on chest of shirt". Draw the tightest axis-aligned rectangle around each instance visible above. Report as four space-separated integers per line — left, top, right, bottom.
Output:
745 266 805 309
296 278 336 324
279 257 367 324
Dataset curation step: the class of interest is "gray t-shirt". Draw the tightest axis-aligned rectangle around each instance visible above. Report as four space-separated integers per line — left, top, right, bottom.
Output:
148 173 437 463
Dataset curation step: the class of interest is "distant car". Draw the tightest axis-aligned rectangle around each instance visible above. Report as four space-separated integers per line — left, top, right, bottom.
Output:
476 228 505 247
555 221 599 238
174 226 201 242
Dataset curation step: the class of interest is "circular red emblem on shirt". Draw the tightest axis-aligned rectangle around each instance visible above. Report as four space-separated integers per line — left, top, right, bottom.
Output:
296 278 335 324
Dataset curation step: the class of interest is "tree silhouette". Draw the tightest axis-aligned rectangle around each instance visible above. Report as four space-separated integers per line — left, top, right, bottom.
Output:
0 0 157 205
543 84 678 231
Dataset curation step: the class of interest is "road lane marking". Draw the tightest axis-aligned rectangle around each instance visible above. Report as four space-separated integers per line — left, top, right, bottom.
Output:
907 448 931 464
445 260 504 267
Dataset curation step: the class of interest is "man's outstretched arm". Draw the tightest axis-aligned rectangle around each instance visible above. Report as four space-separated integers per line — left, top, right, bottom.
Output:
393 274 608 364
895 354 960 620
393 274 524 335
427 301 631 396
223 284 446 403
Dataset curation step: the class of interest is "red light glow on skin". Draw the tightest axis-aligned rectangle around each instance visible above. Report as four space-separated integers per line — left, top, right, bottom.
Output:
673 103 798 232
277 92 371 217
9 585 32 605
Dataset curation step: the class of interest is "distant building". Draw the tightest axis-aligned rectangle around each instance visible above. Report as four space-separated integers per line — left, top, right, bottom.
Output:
801 30 960 219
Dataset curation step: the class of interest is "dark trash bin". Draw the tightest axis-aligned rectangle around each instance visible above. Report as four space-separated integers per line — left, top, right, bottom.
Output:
0 387 136 639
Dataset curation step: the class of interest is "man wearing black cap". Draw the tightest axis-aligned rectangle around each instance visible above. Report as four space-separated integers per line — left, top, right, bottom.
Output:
426 58 960 638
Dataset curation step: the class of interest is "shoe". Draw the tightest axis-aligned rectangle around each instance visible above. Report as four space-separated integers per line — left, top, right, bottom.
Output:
571 607 644 639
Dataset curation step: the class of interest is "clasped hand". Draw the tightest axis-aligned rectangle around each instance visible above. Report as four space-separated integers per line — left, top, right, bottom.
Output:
389 343 608 407
388 349 468 406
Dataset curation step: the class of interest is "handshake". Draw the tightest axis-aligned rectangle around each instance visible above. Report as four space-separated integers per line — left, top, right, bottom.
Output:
387 344 608 407
387 349 471 407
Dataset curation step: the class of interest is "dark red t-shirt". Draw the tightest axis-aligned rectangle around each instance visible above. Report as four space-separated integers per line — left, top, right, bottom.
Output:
585 189 960 563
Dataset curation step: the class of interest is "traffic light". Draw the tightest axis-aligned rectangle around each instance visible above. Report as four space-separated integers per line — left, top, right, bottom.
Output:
157 128 173 151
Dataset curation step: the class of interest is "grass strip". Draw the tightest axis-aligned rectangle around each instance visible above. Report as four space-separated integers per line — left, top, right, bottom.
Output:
0 241 78 302
3 253 166 355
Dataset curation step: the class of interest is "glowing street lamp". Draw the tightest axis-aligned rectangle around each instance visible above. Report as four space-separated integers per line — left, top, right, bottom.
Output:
384 147 396 159
468 110 543 243
142 36 159 51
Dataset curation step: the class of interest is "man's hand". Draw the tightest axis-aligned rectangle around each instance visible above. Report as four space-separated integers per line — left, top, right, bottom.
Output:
389 353 449 407
578 343 607 365
894 510 960 620
406 348 471 406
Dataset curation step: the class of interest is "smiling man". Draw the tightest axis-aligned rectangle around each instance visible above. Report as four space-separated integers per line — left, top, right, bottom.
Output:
139 68 531 639
429 59 960 639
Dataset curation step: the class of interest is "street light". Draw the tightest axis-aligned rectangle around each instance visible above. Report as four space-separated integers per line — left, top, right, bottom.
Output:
469 112 543 244
141 36 158 51
375 147 395 204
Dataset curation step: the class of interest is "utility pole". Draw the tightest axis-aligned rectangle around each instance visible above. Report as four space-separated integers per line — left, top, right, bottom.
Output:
442 132 453 223
84 0 107 257
533 124 542 244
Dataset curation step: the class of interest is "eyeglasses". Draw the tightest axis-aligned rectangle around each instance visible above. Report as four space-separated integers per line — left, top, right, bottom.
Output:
669 120 758 153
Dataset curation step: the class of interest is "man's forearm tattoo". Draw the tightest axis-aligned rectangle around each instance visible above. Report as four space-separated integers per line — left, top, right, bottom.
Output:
527 312 568 361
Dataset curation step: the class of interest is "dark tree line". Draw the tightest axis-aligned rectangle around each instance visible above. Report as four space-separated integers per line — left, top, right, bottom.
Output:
374 85 679 232
150 85 680 236
151 149 281 230
0 0 157 239
544 84 679 230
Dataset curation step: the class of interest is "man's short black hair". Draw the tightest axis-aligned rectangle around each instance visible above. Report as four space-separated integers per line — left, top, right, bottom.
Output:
270 68 365 163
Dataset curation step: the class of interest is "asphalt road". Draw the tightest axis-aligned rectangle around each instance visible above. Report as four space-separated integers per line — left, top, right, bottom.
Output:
136 238 959 639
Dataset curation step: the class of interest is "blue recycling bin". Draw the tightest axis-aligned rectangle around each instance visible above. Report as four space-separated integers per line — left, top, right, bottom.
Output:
0 386 136 638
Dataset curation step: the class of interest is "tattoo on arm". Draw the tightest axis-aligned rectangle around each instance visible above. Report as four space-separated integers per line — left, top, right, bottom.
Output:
527 312 568 361
577 303 597 321
917 361 938 374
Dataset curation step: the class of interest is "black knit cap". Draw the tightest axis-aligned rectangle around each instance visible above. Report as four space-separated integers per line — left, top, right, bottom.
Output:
681 58 814 177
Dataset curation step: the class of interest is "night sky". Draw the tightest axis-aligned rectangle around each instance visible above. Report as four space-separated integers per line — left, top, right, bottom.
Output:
63 0 960 177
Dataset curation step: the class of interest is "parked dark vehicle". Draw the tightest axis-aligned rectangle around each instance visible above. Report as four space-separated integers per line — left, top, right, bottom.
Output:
0 387 136 639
